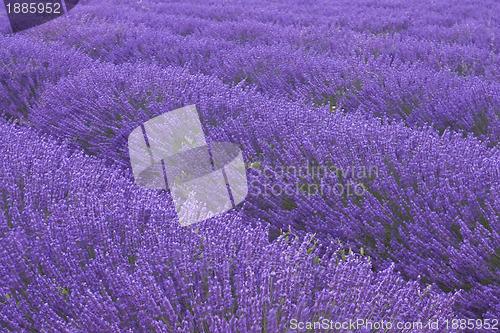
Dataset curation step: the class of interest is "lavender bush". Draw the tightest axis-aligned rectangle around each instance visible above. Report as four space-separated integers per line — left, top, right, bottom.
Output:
0 34 94 120
0 118 460 332
1 0 499 330
26 59 500 320
22 0 500 144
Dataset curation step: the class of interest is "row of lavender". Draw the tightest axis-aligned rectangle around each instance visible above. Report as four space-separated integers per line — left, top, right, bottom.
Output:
0 0 499 327
14 0 500 145
2 1 499 143
0 118 460 331
27 61 500 320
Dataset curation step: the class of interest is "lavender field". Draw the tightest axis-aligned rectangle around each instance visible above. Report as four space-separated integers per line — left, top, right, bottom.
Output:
0 0 499 331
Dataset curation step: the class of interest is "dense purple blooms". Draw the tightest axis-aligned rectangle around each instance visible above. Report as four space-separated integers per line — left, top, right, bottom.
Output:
0 119 460 331
1 0 499 330
27 58 500 319
21 0 500 144
0 34 94 120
